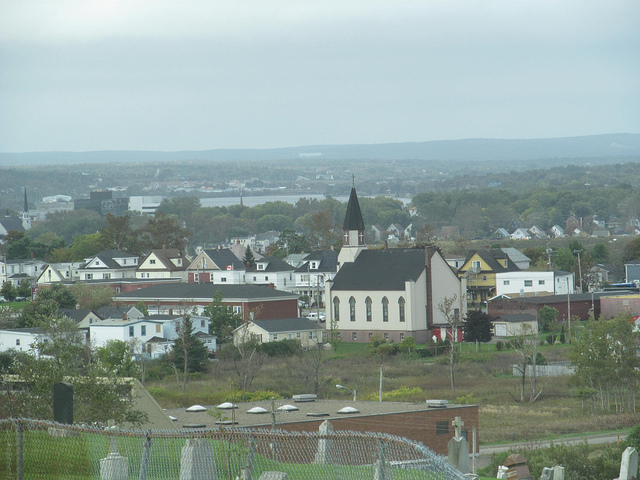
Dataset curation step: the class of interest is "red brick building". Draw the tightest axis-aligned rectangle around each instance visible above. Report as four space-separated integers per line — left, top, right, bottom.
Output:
113 283 299 321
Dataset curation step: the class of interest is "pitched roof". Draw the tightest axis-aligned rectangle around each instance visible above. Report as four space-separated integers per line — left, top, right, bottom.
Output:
500 247 531 264
203 249 245 271
466 249 520 273
493 314 537 323
342 186 365 231
83 249 138 269
114 283 297 300
57 308 97 323
139 249 188 272
331 248 427 291
294 250 338 273
242 318 321 333
248 256 295 273
96 306 143 320
0 217 25 233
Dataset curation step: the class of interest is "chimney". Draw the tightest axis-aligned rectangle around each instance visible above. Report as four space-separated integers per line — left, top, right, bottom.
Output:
122 313 127 320
268 283 275 289
169 308 173 315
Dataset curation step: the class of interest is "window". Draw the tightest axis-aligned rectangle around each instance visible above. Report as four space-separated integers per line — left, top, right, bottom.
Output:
400 333 404 341
129 326 134 337
436 421 449 435
288 333 293 339
16 339 20 346
156 324 161 333
524 280 533 287
349 297 356 322
296 332 301 338
253 276 257 281
264 276 268 281
150 259 156 264
481 275 487 281
257 264 264 270
141 325 146 336
365 297 372 322
503 280 510 285
382 297 389 322
115 287 121 293
368 332 373 339
201 320 205 328
333 297 340 322
104 273 110 279
233 306 242 315
538 280 545 285
472 261 481 270
384 333 389 340
273 334 278 340
85 274 93 280
398 297 405 323
352 332 357 341
194 273 199 283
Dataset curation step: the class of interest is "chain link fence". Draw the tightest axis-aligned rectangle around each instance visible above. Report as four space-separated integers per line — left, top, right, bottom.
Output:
1 418 468 480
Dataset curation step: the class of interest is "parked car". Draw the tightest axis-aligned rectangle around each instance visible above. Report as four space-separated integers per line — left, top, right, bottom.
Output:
306 312 326 322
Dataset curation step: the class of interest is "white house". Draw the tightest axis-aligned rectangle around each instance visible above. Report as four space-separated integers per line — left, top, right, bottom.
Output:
136 249 189 281
186 248 246 284
510 228 531 240
551 225 565 238
245 256 295 291
4 259 47 287
491 314 538 337
232 318 323 350
36 262 83 286
495 271 575 297
78 250 139 281
293 250 338 307
0 328 42 353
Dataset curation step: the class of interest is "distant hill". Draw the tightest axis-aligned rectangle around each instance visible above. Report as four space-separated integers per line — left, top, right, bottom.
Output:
1 133 639 166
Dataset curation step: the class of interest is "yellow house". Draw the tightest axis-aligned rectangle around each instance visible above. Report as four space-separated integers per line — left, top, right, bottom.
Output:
458 249 520 307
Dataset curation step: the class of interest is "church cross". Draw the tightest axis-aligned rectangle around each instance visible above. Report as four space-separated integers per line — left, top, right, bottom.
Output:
452 416 464 438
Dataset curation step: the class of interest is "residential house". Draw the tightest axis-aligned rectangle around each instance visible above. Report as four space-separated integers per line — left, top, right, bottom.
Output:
245 256 295 291
491 314 538 337
96 305 146 321
113 283 299 321
443 254 466 271
387 224 411 240
550 225 565 238
293 250 338 307
4 259 47 287
457 249 520 306
501 248 531 270
495 271 574 297
229 242 264 263
510 228 531 240
58 308 102 328
588 264 610 291
528 225 547 239
509 219 525 231
565 214 581 232
592 229 611 238
233 318 323 350
36 262 83 286
492 228 510 240
78 250 139 281
0 216 26 239
370 225 385 242
136 249 189 281
90 318 167 348
186 248 245 284
255 232 279 254
625 263 640 284
0 328 42 353
326 185 463 344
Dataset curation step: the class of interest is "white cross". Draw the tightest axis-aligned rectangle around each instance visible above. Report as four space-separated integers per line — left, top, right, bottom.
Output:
452 416 464 438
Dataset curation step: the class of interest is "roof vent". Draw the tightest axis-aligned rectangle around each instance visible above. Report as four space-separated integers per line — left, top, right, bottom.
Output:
278 404 299 412
337 407 359 414
293 394 317 403
426 399 448 408
217 402 237 409
247 407 269 414
186 405 207 412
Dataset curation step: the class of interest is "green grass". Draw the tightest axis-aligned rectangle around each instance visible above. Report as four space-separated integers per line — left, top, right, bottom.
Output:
2 300 28 310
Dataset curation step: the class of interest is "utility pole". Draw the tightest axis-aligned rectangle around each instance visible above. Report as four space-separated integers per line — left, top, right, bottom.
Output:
574 249 583 293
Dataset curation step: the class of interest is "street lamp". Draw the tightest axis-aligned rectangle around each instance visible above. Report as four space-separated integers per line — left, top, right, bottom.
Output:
336 384 356 401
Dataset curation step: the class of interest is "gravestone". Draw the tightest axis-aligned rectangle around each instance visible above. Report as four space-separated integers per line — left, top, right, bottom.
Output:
552 465 564 480
179 438 217 480
503 454 533 480
447 416 469 474
53 382 73 424
540 467 554 480
314 420 334 464
617 447 639 480
100 453 128 480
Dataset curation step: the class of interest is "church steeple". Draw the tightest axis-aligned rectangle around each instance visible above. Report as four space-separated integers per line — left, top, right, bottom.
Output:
21 186 31 230
338 180 366 267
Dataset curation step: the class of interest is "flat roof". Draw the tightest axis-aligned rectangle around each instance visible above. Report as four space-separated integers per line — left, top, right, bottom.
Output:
165 398 474 429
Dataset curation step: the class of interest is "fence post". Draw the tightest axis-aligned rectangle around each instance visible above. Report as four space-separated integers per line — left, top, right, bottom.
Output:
138 431 152 480
16 420 23 480
373 440 390 480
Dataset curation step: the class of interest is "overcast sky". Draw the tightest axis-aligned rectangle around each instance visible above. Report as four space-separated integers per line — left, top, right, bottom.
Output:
1 0 638 153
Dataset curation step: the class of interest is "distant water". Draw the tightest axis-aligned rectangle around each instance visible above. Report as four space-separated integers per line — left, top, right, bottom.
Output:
200 194 410 208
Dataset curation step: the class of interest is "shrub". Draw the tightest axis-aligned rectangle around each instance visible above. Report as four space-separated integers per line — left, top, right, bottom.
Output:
259 339 301 357
243 390 283 402
364 386 423 402
495 341 504 351
415 348 433 358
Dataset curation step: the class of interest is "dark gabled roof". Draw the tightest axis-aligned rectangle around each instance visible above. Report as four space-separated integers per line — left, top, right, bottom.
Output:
0 217 25 233
114 283 297 300
248 256 295 273
493 314 537 323
202 249 245 271
57 308 97 323
248 317 321 333
96 306 142 320
342 186 365 231
466 249 520 273
83 249 138 269
147 336 169 343
295 250 338 273
331 248 427 291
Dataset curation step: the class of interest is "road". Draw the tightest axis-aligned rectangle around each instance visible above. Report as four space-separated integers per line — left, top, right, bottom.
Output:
472 431 628 471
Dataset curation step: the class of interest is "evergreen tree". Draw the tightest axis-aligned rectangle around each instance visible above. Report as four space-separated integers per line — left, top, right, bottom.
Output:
242 246 256 268
462 310 493 343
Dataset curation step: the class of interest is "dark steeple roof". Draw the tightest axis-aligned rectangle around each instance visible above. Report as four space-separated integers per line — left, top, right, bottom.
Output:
342 186 365 231
23 187 29 213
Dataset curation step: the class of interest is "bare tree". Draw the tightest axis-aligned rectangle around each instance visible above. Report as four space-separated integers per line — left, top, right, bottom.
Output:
437 294 462 390
511 324 547 403
232 322 265 401
174 310 195 393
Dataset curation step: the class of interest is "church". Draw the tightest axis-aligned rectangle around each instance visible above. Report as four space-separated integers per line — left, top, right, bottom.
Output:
325 185 464 343
0 187 32 239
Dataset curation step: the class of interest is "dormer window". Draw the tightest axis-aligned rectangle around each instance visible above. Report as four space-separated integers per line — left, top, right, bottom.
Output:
257 263 265 270
310 261 318 270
